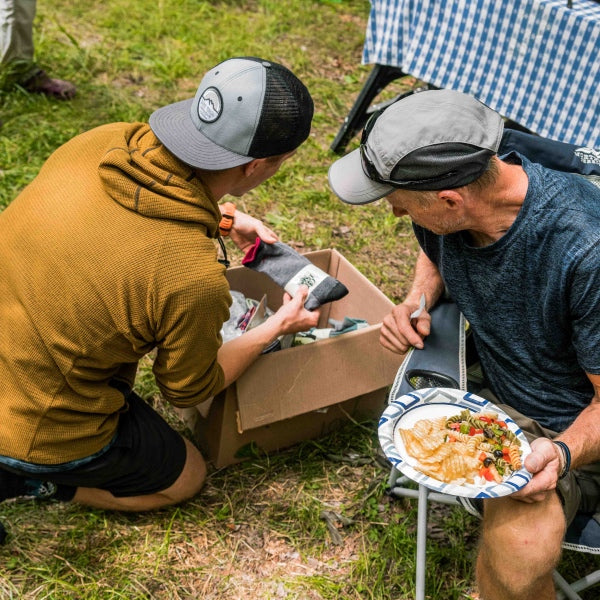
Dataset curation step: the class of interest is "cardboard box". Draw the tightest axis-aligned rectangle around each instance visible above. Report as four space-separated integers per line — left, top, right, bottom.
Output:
181 249 403 468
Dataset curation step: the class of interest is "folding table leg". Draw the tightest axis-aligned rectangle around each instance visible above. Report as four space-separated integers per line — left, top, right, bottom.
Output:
330 64 406 154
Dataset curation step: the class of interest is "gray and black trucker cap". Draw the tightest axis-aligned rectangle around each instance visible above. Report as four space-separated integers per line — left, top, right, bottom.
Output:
328 89 504 204
149 57 314 170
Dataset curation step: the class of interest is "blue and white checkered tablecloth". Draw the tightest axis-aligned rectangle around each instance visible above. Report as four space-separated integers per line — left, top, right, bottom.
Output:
363 0 600 148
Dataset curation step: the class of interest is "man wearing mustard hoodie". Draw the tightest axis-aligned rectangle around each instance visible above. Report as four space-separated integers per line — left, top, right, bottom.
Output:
0 57 318 519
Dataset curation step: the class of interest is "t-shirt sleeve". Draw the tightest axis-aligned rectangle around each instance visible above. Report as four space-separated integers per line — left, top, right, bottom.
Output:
569 240 600 375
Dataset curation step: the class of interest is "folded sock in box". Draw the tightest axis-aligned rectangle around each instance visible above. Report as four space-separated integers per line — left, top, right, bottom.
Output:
242 239 349 310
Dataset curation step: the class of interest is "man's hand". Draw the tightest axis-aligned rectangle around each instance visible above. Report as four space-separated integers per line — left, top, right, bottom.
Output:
267 286 320 335
217 287 319 389
228 208 278 253
511 437 562 503
380 299 431 353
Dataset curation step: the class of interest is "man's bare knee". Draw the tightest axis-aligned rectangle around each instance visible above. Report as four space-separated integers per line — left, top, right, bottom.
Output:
477 494 565 599
159 438 206 504
180 438 207 496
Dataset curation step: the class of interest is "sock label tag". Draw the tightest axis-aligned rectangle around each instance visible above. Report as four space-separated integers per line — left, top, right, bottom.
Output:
284 265 328 297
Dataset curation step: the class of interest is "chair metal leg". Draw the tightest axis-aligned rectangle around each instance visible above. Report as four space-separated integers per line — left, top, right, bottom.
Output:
554 569 584 600
388 465 402 489
387 469 459 599
415 484 429 600
330 64 406 154
554 567 600 600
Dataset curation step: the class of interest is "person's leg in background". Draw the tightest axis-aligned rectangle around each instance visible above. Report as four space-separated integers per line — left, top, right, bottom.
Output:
0 0 75 99
0 0 35 79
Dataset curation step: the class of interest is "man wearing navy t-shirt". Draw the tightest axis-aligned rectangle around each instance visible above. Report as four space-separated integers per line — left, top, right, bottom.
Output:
329 89 600 600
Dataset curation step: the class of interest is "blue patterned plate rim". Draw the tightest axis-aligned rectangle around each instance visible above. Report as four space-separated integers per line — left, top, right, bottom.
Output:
378 387 532 498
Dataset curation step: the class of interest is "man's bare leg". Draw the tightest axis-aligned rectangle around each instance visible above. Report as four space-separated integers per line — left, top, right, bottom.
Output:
476 493 565 600
71 438 206 511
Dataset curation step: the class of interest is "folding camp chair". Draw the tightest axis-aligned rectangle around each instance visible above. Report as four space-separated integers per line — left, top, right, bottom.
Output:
386 301 600 600
330 65 415 154
380 131 600 598
554 515 600 599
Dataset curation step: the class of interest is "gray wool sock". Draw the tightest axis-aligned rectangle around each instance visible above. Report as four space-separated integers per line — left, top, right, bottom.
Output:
242 239 348 310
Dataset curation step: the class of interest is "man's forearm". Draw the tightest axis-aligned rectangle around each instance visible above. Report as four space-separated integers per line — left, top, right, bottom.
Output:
557 382 600 470
407 250 445 309
216 319 283 389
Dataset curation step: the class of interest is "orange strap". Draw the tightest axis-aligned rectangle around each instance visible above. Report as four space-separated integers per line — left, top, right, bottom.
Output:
219 202 236 237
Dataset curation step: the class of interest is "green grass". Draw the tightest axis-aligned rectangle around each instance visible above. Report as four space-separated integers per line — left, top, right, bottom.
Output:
1 1 598 598
0 0 420 304
0 424 485 599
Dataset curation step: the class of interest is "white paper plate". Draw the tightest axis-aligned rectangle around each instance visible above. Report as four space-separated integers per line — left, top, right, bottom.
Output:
378 387 532 498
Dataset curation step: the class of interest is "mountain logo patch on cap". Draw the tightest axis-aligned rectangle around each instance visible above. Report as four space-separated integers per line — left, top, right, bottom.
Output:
197 87 222 123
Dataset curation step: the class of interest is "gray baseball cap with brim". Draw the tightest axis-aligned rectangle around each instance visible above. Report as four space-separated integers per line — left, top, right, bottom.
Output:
328 89 504 205
150 57 313 170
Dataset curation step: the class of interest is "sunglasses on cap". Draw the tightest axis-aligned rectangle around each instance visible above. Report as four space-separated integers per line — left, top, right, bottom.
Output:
359 109 400 187
359 108 461 191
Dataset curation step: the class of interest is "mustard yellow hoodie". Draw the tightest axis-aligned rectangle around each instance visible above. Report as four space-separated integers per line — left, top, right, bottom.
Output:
0 123 229 464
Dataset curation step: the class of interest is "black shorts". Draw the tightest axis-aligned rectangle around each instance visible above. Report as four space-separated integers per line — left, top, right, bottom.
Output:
4 392 187 498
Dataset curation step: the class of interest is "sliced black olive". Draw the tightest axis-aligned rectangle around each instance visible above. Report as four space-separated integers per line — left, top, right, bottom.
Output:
483 457 493 467
493 449 504 459
483 428 494 439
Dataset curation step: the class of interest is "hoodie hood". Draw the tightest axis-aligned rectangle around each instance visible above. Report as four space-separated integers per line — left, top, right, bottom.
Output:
98 123 220 236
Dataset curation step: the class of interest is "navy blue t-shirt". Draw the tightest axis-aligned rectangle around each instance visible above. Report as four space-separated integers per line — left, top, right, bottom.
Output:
414 154 600 432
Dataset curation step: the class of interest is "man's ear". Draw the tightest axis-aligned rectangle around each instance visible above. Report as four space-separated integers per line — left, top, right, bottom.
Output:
241 158 262 177
436 189 463 210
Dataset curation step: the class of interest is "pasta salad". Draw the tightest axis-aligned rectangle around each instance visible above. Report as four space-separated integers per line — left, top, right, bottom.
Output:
398 409 523 486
